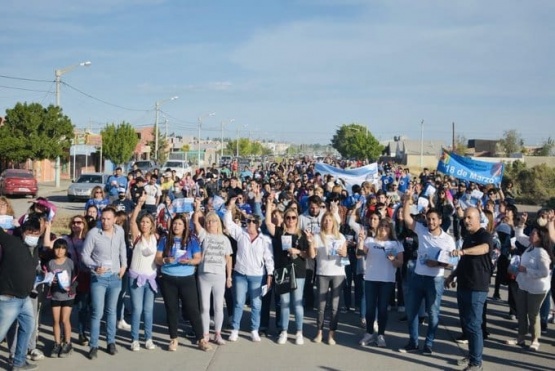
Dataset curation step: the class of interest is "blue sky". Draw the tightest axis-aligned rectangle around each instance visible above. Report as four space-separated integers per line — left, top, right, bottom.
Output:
1 0 554 146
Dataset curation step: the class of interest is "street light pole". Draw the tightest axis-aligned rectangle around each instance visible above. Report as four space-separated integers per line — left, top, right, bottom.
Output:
197 112 215 168
154 96 178 162
221 119 235 159
54 61 91 187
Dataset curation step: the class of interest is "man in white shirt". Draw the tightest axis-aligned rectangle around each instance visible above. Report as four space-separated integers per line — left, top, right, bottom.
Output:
143 174 161 216
399 189 456 355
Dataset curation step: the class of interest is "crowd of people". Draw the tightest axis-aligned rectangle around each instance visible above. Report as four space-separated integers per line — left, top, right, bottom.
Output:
0 157 554 371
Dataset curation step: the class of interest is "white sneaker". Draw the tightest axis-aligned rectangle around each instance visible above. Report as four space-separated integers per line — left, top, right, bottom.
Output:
295 333 304 345
377 335 387 348
27 349 44 361
277 331 288 345
251 331 261 342
228 330 239 342
130 340 140 351
359 333 376 346
145 339 156 350
117 319 131 331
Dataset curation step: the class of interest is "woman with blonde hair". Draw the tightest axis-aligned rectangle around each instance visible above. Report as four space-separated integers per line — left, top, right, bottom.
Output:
193 202 233 345
128 195 158 351
308 211 347 345
84 186 109 217
266 197 309 345
0 196 17 231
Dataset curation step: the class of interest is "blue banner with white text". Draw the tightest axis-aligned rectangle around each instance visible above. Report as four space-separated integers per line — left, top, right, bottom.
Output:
437 150 504 186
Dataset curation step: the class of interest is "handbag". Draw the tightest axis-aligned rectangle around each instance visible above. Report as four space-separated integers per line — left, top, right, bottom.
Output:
274 264 297 295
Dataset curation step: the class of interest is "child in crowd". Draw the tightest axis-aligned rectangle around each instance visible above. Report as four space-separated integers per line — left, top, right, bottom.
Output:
48 239 76 358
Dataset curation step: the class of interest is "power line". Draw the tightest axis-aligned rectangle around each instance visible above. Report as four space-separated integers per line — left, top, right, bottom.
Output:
0 84 51 93
0 74 52 83
62 82 150 112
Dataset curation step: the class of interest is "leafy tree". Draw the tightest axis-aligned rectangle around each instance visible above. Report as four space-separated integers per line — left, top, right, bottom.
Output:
0 102 74 164
536 137 554 156
331 123 383 161
453 134 468 154
498 129 524 156
101 122 139 166
146 127 169 164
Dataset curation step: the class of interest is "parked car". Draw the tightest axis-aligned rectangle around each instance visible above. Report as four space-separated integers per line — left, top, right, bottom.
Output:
130 160 158 173
219 155 233 167
67 173 111 202
0 169 38 197
161 160 193 179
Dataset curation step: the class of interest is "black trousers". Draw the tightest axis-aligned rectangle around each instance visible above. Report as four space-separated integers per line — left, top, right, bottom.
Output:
159 274 203 340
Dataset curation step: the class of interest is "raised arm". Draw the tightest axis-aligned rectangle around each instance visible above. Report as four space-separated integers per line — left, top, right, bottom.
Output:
192 198 205 237
130 194 146 241
265 193 277 236
403 188 416 231
223 197 242 240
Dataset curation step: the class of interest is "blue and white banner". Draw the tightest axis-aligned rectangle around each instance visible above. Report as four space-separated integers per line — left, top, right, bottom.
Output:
437 150 504 186
315 163 379 194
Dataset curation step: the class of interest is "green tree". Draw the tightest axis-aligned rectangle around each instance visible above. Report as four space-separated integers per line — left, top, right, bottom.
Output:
226 138 251 156
0 102 74 164
536 137 554 156
498 129 524 156
101 122 139 166
330 123 383 160
453 134 468 154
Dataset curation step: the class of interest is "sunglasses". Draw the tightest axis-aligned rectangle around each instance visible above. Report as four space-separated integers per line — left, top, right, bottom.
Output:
95 191 103 194
285 216 297 220
72 220 84 225
246 219 259 224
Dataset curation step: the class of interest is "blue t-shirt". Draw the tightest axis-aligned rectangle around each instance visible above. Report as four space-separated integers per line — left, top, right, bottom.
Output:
398 175 410 193
157 236 200 277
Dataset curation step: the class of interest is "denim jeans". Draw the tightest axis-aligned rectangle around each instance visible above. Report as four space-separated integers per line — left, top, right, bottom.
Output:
117 270 130 322
457 289 487 367
129 278 156 341
540 289 551 329
317 275 345 331
0 295 34 368
402 260 426 319
280 278 305 332
406 273 444 348
364 280 394 335
356 273 366 319
232 272 263 331
90 273 122 348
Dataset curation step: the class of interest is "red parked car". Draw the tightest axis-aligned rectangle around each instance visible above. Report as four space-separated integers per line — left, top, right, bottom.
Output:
0 169 39 197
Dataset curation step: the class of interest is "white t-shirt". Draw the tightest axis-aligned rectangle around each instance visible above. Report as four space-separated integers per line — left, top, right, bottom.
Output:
130 234 158 275
144 183 161 206
362 238 403 283
198 229 233 275
413 222 456 277
313 233 347 277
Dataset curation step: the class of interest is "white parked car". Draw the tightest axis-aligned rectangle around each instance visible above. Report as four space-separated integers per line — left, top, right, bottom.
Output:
67 173 111 202
161 160 193 179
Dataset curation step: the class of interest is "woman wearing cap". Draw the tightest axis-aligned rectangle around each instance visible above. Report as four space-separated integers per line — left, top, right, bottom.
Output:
224 196 274 342
266 197 309 345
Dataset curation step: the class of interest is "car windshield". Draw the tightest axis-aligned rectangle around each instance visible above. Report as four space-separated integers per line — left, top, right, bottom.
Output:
135 162 151 168
77 175 102 183
6 171 34 178
164 162 184 168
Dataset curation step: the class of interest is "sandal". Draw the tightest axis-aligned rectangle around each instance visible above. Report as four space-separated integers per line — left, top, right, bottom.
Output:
505 338 525 346
198 338 213 351
168 338 178 351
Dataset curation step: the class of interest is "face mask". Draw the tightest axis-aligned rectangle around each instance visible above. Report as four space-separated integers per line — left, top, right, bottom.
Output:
24 235 40 247
119 195 126 200
537 217 547 227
